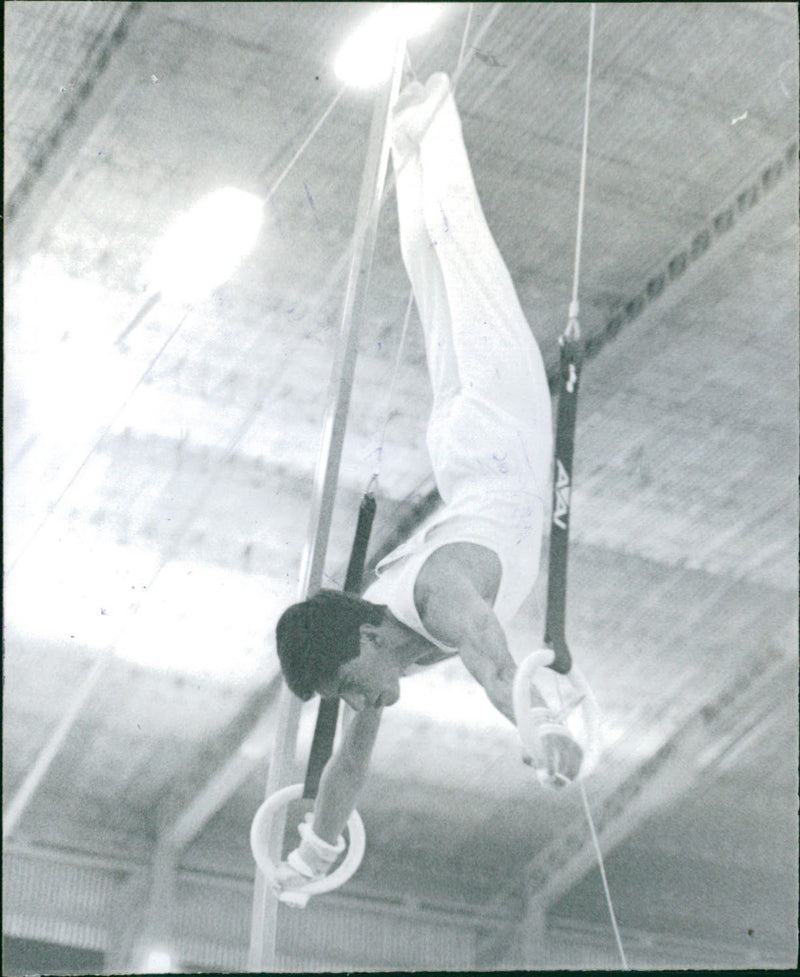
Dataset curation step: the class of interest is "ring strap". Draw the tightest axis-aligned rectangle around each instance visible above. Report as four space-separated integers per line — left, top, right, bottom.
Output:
303 492 377 800
544 338 582 674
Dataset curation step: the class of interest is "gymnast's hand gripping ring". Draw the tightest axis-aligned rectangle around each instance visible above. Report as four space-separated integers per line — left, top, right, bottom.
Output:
250 783 366 908
513 649 602 783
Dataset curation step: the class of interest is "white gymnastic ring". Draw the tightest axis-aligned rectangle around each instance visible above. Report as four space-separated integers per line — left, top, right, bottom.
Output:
513 648 602 779
513 648 556 770
512 648 555 715
250 783 366 903
512 647 555 738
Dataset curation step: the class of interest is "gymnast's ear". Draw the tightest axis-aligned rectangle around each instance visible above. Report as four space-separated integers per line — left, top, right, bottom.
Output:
359 622 383 647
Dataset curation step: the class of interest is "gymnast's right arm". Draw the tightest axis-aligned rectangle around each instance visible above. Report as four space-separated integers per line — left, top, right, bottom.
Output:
275 706 382 890
313 705 382 843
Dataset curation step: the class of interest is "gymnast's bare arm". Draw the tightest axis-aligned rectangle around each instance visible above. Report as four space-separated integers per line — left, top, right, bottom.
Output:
312 705 383 845
273 707 381 893
414 543 582 784
413 547 518 723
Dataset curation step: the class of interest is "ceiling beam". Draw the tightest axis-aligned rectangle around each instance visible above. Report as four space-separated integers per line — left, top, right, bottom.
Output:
3 658 109 841
5 2 147 263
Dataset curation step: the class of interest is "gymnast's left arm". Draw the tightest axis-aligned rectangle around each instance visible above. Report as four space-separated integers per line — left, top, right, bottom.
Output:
416 567 518 724
417 569 583 785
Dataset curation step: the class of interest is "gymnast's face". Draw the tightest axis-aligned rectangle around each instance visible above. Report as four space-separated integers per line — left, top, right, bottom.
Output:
318 623 401 711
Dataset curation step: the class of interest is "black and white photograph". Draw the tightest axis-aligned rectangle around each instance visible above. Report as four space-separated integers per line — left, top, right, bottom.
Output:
3 2 798 972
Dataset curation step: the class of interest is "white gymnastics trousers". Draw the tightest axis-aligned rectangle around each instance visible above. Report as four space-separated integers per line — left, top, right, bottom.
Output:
365 73 553 629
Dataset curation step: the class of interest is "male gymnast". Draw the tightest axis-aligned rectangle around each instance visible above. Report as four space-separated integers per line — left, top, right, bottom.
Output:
274 73 583 887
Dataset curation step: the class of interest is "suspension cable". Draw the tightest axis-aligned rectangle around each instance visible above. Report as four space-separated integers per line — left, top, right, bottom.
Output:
565 2 596 341
259 86 347 202
455 3 474 81
557 5 628 968
370 291 414 490
453 3 501 93
578 780 630 969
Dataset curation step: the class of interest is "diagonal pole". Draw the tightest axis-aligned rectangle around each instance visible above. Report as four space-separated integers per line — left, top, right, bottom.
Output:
247 38 407 972
3 657 107 839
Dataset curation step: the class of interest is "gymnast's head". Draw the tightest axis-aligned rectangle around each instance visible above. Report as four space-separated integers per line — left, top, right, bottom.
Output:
276 589 401 711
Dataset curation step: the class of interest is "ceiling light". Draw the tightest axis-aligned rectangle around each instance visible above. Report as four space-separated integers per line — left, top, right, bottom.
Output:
144 187 263 304
334 4 442 89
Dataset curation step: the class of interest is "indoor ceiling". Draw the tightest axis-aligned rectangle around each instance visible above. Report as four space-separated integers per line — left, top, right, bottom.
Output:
3 2 798 968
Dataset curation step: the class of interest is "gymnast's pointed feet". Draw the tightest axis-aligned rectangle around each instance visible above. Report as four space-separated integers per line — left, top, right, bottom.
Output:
394 79 426 115
391 72 454 157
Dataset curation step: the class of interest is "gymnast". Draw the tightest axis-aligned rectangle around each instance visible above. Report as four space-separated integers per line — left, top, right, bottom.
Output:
274 73 583 888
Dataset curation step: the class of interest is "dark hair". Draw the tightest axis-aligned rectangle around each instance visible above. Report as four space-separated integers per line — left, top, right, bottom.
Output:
275 589 385 701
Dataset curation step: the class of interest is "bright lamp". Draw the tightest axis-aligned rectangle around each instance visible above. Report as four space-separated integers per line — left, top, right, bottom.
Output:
334 3 442 89
145 187 263 304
